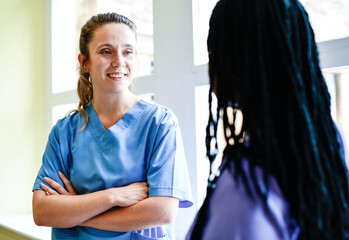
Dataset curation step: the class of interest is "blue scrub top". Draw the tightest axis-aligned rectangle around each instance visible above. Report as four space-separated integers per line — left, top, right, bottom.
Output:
33 100 193 239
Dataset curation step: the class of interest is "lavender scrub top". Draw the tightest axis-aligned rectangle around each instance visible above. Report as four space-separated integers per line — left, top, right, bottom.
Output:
32 100 193 240
187 125 348 240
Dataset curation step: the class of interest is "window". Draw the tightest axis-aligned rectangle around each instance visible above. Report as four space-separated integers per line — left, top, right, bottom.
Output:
195 85 225 207
323 68 349 142
299 0 349 42
52 103 77 126
303 0 349 140
192 0 218 66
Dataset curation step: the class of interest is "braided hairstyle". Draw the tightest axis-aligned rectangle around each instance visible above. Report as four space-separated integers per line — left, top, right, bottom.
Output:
192 0 349 239
73 12 137 131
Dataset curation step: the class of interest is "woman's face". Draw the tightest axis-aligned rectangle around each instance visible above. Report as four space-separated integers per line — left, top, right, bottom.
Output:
83 23 137 95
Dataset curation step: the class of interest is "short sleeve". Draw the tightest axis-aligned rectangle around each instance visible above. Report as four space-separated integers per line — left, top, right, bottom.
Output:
147 111 193 208
32 120 72 191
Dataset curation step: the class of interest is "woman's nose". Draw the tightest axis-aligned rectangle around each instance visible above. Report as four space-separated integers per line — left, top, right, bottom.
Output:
112 52 124 67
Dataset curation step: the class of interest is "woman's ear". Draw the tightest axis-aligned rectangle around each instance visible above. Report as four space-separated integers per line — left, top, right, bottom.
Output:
78 54 89 73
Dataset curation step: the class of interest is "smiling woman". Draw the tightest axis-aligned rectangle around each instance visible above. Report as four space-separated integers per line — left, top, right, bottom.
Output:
32 12 193 240
82 24 137 94
76 17 139 131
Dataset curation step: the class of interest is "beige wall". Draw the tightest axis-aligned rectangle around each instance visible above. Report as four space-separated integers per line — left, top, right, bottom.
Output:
0 0 46 214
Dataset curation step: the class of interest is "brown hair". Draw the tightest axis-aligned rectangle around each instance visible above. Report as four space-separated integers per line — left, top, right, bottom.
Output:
74 12 137 131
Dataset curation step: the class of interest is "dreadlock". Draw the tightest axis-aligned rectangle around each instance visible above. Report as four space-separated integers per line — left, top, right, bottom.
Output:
191 0 349 239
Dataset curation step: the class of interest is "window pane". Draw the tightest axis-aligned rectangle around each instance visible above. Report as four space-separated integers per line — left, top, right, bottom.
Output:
52 103 78 126
195 85 224 207
191 0 349 66
323 72 337 122
137 93 155 104
323 67 349 151
195 85 210 206
51 0 154 94
192 0 218 66
51 0 78 94
299 0 349 42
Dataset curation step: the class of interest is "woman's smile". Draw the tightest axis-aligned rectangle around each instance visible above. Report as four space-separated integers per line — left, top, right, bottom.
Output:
107 72 127 80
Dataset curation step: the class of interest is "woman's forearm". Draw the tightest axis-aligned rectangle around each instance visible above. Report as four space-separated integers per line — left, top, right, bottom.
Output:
33 175 149 228
33 189 115 228
80 196 179 232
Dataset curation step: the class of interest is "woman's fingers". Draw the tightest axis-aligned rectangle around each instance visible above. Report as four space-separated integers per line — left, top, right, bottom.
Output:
44 177 69 195
41 183 58 196
58 172 77 195
41 173 76 196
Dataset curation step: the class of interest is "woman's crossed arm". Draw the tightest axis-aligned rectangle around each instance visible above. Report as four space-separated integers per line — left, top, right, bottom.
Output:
32 172 178 231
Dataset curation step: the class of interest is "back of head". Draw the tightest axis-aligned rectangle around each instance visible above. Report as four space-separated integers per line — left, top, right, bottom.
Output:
208 0 327 123
206 0 349 239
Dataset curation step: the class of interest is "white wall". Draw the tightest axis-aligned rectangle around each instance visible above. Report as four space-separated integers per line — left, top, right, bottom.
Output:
0 0 46 215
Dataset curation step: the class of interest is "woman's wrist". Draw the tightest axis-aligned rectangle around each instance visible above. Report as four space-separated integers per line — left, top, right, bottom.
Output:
106 188 119 207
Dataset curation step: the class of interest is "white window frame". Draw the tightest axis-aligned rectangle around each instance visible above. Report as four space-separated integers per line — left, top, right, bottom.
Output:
318 38 349 69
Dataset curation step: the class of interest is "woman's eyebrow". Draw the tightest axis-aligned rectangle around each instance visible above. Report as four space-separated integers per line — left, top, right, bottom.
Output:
97 43 135 49
96 43 113 49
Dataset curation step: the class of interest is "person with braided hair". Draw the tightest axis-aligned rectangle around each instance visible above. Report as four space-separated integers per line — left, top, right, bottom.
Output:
32 12 192 239
187 0 349 239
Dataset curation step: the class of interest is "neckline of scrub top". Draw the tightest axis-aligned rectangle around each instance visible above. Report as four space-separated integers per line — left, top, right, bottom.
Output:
86 99 150 154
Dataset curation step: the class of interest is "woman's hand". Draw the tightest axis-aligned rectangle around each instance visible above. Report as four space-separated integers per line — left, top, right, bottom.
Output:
111 182 149 207
41 172 149 207
41 172 77 196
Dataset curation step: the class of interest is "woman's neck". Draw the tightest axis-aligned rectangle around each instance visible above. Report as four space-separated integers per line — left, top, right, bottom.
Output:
91 91 139 130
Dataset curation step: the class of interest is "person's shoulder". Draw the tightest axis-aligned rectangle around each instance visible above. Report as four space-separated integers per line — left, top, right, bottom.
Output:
51 111 84 137
139 99 178 125
138 99 172 114
205 159 296 239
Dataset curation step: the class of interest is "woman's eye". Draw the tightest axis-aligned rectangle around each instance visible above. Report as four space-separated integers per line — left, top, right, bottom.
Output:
125 50 134 55
102 50 111 55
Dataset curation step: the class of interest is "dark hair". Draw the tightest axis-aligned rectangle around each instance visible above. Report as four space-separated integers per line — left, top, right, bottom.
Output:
74 12 137 131
193 0 349 239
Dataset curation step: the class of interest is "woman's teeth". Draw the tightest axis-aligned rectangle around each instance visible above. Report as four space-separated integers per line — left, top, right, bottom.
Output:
109 73 124 78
